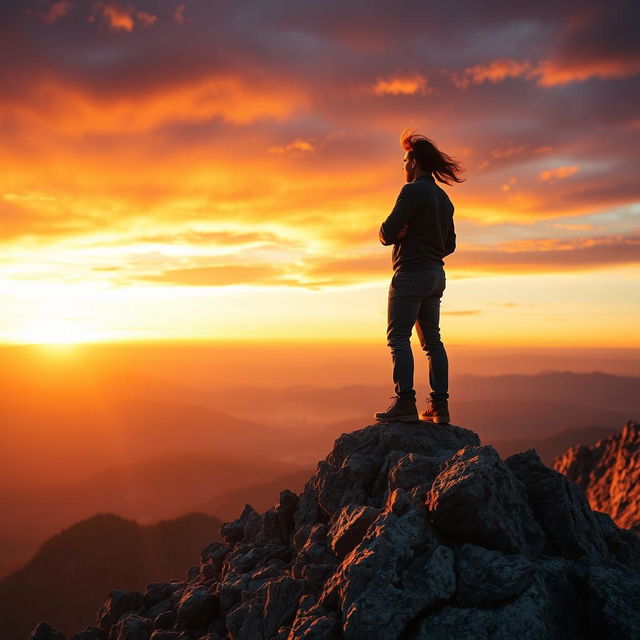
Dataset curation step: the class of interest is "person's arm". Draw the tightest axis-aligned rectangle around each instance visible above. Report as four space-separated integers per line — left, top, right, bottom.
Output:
379 183 418 245
444 211 456 256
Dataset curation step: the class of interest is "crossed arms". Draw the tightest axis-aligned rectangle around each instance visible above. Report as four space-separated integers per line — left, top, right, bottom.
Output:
378 183 417 245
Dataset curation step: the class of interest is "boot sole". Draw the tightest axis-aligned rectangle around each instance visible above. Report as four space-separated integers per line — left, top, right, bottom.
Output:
420 415 450 424
374 413 420 422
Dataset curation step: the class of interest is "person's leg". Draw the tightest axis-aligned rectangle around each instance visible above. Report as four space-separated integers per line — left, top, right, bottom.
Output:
415 270 449 400
386 272 422 399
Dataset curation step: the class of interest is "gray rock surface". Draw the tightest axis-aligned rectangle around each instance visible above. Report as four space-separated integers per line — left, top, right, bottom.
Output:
24 421 640 640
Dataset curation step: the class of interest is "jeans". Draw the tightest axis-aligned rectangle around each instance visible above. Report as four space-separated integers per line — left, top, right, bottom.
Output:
386 266 449 401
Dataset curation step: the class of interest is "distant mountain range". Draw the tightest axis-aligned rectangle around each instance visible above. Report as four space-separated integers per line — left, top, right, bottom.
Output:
187 467 315 522
0 450 306 581
0 511 222 640
3 370 637 584
488 425 616 466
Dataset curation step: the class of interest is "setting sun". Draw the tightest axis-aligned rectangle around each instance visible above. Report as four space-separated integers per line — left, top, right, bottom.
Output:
10 318 104 345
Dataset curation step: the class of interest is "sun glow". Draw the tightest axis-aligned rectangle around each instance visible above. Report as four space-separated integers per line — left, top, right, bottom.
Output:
10 318 105 345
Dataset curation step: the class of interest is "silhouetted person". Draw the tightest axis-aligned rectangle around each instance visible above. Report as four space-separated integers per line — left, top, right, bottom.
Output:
374 128 465 424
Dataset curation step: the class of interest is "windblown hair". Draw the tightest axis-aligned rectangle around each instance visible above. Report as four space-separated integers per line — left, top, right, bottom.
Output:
400 127 466 185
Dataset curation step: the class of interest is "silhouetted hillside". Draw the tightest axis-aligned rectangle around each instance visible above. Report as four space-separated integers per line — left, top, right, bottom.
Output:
1 450 305 580
0 512 222 639
553 421 640 533
27 421 640 640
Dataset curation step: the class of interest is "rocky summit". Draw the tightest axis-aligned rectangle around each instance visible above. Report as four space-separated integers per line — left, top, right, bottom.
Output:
27 421 640 640
553 420 640 533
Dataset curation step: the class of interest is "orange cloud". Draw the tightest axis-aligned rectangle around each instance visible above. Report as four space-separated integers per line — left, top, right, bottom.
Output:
173 3 188 24
372 74 431 96
452 59 532 89
490 145 527 159
539 166 579 181
90 2 157 32
533 59 640 87
449 232 640 273
93 2 135 32
501 178 518 192
453 56 640 90
135 264 293 287
297 232 640 286
136 11 157 27
39 1 73 23
269 139 315 154
4 74 310 134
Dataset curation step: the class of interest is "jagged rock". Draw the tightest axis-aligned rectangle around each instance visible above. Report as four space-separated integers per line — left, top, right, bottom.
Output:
320 489 448 639
225 575 305 639
150 611 176 631
71 627 106 640
146 598 174 619
28 622 66 640
186 565 200 581
107 613 153 640
176 585 218 629
28 420 640 640
586 565 640 639
507 448 612 561
148 631 180 640
326 504 382 559
287 595 339 639
426 444 546 555
553 420 640 532
411 576 549 639
200 542 229 581
454 543 537 606
591 510 640 570
144 583 182 609
385 451 445 501
97 590 146 633
256 490 300 546
410 556 585 639
195 632 225 640
291 523 338 590
262 576 306 638
220 504 262 545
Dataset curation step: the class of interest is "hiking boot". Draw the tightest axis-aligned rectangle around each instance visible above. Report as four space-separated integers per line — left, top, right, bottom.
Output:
419 398 450 424
374 395 419 422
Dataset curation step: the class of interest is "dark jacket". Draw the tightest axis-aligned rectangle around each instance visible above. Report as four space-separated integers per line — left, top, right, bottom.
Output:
379 173 456 271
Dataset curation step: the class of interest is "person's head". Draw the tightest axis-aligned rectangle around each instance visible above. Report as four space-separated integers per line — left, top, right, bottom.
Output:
400 127 466 185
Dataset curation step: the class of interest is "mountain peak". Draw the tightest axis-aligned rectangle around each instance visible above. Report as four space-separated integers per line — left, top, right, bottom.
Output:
28 421 640 640
553 420 640 532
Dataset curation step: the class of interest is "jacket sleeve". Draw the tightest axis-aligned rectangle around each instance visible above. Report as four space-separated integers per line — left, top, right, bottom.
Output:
379 183 419 246
445 215 456 256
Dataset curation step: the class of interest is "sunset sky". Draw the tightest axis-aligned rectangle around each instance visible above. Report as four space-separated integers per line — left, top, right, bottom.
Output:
1 0 639 346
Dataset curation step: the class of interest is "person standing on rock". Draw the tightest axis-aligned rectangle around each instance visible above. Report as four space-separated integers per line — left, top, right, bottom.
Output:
374 128 464 425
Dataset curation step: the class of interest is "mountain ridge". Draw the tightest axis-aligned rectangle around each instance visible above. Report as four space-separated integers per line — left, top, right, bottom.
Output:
25 419 640 640
553 420 640 533
1 511 223 640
